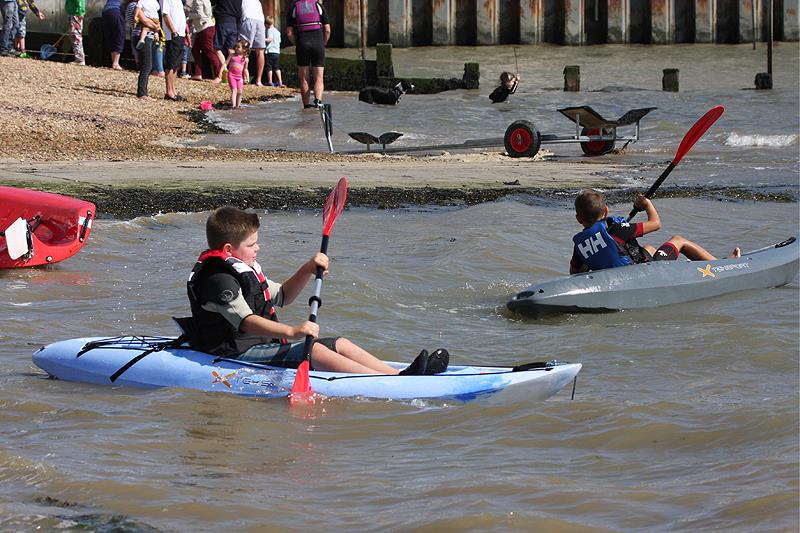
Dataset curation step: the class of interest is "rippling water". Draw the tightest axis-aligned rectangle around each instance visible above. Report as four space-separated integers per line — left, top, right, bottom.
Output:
1 193 798 530
2 43 799 531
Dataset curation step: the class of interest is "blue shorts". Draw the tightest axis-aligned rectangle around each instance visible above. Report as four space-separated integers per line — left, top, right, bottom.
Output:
213 19 239 51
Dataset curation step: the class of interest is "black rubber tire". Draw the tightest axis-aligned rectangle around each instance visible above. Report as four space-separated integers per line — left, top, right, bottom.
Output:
580 127 615 156
504 120 542 158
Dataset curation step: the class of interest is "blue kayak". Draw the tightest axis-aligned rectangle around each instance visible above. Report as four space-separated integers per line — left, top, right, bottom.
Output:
33 336 581 403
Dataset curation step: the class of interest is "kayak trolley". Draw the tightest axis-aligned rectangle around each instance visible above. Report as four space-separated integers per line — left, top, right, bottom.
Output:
504 105 656 158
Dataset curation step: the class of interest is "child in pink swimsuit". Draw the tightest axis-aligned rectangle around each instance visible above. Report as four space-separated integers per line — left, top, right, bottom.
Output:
226 39 250 108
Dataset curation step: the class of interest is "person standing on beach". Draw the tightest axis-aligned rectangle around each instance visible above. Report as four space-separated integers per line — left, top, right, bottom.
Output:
186 0 219 80
0 0 19 56
209 0 241 83
239 0 264 85
132 0 161 98
15 0 46 56
65 0 86 65
160 0 186 100
285 0 329 109
101 0 124 69
264 15 283 87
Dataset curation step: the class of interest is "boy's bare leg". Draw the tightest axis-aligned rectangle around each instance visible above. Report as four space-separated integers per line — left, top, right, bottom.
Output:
667 235 716 261
310 342 395 374
643 244 657 256
329 338 399 374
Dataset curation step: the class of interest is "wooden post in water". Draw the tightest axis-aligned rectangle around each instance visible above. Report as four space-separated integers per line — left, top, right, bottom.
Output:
376 43 394 78
563 65 580 91
463 63 480 89
662 68 679 91
756 0 774 89
359 0 367 61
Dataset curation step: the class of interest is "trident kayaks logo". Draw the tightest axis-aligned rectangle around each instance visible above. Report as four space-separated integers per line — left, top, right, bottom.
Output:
211 370 237 388
697 264 716 278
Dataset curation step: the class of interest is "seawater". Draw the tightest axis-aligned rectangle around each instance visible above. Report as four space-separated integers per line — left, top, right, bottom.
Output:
1 44 798 531
197 44 799 194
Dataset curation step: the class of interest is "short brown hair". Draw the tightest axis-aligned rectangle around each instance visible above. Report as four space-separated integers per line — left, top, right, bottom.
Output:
206 207 260 249
575 189 607 222
266 15 274 26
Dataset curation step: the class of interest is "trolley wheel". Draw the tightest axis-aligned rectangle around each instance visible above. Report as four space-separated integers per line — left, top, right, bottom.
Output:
504 120 542 158
580 127 615 156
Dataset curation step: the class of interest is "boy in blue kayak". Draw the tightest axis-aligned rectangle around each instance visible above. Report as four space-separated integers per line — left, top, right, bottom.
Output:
184 206 448 374
569 189 740 274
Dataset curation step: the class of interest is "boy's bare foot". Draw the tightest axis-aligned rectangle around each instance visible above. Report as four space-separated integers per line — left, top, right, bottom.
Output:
138 95 152 100
255 82 263 86
728 247 741 259
209 77 221 84
111 64 122 70
191 76 203 81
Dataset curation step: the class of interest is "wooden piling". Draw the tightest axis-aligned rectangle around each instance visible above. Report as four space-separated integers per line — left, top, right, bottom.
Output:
463 63 480 89
662 68 679 91
563 65 580 91
376 43 394 78
755 72 773 89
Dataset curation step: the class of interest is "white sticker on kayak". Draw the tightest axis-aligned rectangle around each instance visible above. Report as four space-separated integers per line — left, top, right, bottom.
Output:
4 217 30 260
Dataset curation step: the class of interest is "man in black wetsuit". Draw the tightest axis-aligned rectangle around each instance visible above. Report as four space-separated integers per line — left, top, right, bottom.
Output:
285 0 330 109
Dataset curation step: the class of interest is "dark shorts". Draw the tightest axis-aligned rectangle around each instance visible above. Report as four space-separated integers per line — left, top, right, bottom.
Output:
234 337 340 369
652 241 679 261
266 52 280 71
213 19 239 51
295 31 325 67
163 38 184 71
101 8 125 53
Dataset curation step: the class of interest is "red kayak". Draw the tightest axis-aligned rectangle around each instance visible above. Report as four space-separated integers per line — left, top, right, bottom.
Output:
0 186 96 268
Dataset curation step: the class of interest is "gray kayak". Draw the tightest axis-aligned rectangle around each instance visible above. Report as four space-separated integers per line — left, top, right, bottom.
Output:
507 236 799 318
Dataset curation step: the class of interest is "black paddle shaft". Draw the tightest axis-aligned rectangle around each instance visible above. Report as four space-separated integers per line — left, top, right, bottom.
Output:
626 161 675 222
302 234 330 360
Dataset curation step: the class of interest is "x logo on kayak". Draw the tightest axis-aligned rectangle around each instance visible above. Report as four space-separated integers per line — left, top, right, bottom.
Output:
697 264 716 278
211 370 237 388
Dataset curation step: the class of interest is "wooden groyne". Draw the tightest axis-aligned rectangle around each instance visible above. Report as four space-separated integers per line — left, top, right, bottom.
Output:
23 0 799 48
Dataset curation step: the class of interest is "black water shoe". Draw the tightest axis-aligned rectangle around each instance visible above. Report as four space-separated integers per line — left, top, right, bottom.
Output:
399 350 429 376
426 349 449 375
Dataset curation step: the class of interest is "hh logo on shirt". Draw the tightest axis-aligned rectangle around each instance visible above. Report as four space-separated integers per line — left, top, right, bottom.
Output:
577 232 607 258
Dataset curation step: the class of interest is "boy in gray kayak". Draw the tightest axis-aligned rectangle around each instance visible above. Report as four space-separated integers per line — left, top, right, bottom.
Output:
569 189 740 274
184 206 448 375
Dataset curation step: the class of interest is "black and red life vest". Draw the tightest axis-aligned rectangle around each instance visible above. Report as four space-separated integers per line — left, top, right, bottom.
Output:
186 250 282 356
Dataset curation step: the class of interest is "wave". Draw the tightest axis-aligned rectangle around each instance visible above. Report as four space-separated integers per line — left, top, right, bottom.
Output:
724 133 798 148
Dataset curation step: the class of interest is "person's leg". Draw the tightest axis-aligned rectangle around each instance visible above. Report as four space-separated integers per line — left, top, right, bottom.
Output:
311 65 324 104
191 31 204 79
136 36 153 97
276 67 283 86
310 342 392 374
325 338 399 374
14 10 24 52
661 235 716 261
0 2 18 53
151 40 164 77
297 66 310 106
254 48 264 85
69 15 85 64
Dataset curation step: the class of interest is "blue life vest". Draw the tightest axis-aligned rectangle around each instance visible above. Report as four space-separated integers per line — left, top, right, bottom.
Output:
572 216 634 271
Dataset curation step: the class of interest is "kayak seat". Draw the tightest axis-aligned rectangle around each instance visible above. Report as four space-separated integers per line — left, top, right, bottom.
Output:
558 106 657 129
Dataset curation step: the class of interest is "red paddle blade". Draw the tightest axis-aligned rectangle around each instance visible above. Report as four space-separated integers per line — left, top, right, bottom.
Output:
289 360 313 406
672 105 724 166
322 177 348 236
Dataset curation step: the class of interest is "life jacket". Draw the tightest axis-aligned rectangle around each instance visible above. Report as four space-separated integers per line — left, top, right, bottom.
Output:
292 0 322 32
186 249 283 356
572 216 647 271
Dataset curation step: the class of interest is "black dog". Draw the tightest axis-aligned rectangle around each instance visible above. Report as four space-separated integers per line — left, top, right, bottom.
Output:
358 80 415 105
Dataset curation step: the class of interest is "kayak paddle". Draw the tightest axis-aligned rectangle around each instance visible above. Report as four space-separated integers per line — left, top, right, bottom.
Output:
289 176 348 406
626 105 725 222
